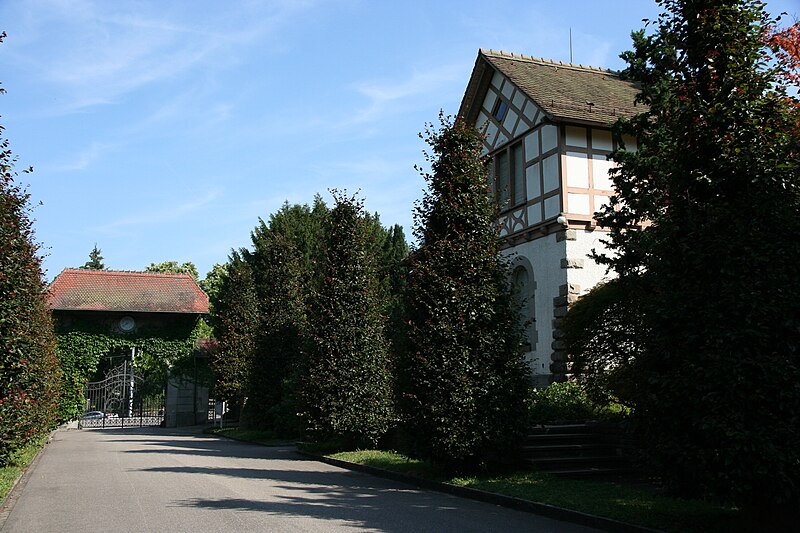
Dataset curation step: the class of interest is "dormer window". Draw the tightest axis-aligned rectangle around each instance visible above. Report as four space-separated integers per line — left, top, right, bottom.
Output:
493 99 509 121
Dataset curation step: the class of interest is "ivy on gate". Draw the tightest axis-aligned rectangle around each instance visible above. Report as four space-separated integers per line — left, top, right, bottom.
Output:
55 317 212 420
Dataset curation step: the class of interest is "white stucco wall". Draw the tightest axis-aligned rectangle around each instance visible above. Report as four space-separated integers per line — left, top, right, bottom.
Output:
564 228 615 296
503 234 566 378
502 228 615 386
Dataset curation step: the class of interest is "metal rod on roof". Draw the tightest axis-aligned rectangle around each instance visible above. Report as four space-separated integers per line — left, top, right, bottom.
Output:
569 28 573 63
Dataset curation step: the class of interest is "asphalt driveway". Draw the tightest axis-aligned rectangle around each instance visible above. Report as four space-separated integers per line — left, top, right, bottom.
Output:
0 427 600 532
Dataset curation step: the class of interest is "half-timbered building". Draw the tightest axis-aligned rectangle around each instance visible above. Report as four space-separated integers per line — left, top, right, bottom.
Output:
458 49 641 386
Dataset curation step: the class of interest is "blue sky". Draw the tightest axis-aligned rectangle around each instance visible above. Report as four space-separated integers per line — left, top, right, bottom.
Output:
1 0 797 280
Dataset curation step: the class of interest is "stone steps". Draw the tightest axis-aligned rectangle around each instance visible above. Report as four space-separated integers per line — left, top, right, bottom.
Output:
522 422 634 478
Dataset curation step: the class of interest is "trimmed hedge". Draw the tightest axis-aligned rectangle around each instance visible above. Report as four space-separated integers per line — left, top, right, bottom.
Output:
0 120 63 465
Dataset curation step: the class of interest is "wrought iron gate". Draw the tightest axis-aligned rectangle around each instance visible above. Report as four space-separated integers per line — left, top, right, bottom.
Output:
79 361 165 429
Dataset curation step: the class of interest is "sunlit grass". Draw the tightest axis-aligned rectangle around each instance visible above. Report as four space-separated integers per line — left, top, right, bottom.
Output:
330 449 447 479
0 435 48 503
329 449 739 533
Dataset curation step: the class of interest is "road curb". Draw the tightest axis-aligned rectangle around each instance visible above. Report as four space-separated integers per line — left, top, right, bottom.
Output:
297 450 662 533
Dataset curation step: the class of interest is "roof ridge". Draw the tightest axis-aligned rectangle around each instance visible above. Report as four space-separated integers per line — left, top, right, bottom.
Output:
479 48 619 75
60 268 194 278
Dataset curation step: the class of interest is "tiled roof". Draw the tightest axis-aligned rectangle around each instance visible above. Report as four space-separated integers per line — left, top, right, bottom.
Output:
47 269 209 314
460 49 642 126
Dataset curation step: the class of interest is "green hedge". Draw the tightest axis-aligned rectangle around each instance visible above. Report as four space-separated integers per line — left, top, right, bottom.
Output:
1 126 63 465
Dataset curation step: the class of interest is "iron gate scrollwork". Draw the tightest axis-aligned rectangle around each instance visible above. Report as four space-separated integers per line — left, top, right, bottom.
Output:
79 361 165 429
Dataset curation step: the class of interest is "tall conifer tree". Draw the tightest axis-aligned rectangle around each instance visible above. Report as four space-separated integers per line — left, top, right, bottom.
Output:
241 232 306 433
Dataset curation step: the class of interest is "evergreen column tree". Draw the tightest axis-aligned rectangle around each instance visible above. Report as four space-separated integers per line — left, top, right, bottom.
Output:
80 244 105 270
209 254 258 411
398 115 529 470
301 192 393 448
241 231 306 433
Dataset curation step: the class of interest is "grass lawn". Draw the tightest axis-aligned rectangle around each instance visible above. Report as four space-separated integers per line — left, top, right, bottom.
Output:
330 449 740 533
0 435 48 503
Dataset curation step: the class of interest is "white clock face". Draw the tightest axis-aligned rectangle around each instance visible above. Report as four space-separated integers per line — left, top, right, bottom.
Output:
119 317 135 332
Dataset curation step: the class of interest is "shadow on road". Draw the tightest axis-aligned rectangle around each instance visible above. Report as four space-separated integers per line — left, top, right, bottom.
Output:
87 425 299 460
135 429 533 531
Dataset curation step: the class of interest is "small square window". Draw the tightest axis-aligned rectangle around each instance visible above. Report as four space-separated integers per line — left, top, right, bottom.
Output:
493 100 509 122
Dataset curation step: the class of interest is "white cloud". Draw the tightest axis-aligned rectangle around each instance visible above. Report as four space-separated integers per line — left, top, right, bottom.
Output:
49 141 117 172
8 0 323 114
96 189 222 233
349 63 467 124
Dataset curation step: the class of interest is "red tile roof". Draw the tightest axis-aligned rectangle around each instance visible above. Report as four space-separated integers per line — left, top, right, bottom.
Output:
47 269 209 314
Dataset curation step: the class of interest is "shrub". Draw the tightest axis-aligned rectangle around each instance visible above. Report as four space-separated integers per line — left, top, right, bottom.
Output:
526 382 628 425
563 278 645 408
527 382 597 424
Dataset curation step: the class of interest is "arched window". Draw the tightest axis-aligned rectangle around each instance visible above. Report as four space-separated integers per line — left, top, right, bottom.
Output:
511 262 536 352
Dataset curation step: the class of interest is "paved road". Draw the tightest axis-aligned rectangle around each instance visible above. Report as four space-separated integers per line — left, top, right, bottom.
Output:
1 427 600 533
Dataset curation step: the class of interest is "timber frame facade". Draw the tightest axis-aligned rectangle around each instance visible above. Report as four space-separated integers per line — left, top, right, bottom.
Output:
458 49 641 385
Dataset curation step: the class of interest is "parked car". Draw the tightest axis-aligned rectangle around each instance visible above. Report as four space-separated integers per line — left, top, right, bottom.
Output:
82 411 105 419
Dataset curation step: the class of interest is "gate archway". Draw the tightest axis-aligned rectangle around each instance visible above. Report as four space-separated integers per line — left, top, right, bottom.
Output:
79 360 165 429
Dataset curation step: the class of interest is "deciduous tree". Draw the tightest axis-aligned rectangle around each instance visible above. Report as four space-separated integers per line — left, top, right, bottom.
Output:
397 115 529 470
145 260 199 280
0 43 63 463
589 0 800 518
209 254 258 410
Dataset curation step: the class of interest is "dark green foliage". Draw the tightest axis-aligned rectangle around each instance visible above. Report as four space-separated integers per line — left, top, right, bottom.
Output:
371 219 409 345
262 195 329 287
0 64 64 464
80 243 105 270
301 192 393 447
563 279 645 408
209 195 407 438
209 254 258 408
527 382 625 425
231 198 330 434
397 115 530 470
144 260 199 280
240 232 305 433
585 0 800 515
